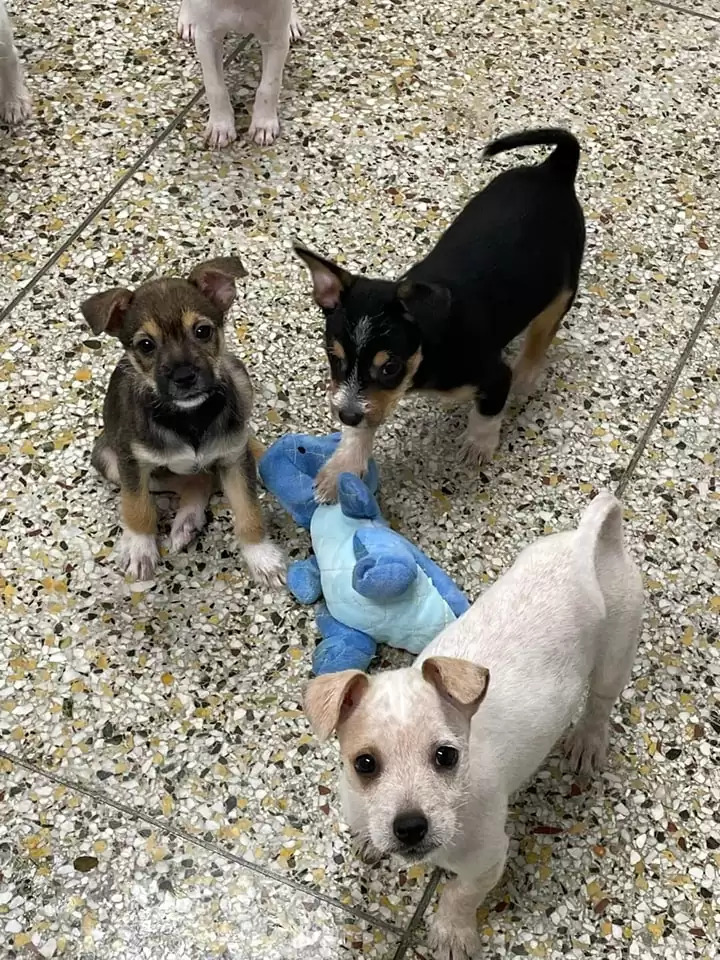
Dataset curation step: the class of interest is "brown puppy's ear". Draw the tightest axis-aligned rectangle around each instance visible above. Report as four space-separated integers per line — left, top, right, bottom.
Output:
421 656 489 720
303 670 369 741
294 243 354 310
397 280 451 341
189 256 248 312
80 288 133 337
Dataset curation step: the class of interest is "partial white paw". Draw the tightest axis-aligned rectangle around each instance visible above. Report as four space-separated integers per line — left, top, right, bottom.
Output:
119 531 159 581
289 11 303 42
0 88 31 124
512 361 542 398
429 913 480 960
170 503 207 552
176 0 194 41
205 114 237 149
242 539 286 590
314 456 366 504
248 112 280 146
564 721 609 775
461 413 502 465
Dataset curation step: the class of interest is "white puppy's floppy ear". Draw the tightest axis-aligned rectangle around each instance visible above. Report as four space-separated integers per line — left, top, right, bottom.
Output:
421 656 489 719
304 670 369 741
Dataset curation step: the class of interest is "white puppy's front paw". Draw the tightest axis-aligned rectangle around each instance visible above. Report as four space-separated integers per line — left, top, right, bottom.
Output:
248 112 280 146
289 10 303 42
429 913 481 960
169 503 207 552
242 539 286 590
205 114 237 149
0 87 31 124
119 531 159 581
564 721 609 775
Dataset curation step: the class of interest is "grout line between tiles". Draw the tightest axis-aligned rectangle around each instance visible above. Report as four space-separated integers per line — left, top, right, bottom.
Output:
0 38 250 325
614 274 720 498
0 747 402 937
646 0 720 22
390 869 442 960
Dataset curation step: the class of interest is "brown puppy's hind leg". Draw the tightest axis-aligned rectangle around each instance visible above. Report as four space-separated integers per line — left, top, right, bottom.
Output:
513 288 574 396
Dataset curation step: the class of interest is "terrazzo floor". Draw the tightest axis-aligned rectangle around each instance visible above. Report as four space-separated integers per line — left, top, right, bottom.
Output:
1 0 718 957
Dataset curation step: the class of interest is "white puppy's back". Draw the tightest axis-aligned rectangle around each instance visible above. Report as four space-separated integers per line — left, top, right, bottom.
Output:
417 492 642 793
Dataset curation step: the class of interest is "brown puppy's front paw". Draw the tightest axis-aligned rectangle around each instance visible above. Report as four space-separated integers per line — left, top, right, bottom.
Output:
119 531 159 581
169 503 207 552
242 539 286 590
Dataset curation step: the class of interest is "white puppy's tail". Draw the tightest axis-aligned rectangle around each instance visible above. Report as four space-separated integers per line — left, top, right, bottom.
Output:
573 491 626 619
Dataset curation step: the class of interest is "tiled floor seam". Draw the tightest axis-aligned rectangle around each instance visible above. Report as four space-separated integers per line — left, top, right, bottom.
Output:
645 0 720 23
0 38 250 325
0 748 403 938
615 274 720 497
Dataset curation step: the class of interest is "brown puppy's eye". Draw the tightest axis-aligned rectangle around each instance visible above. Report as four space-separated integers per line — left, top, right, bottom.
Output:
136 338 155 355
381 359 402 378
194 324 214 341
354 753 377 776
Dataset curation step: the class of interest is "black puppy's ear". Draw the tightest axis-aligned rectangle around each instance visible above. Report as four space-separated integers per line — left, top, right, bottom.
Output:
397 280 451 339
80 288 133 337
294 243 354 310
189 256 248 312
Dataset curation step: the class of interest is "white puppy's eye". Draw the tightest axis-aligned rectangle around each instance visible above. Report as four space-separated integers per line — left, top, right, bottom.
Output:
354 753 377 776
434 745 459 769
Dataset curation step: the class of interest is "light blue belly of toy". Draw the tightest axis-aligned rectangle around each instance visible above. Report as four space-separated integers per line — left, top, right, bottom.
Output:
311 506 456 654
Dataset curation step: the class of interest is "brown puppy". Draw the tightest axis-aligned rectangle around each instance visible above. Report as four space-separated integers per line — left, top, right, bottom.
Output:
81 257 285 588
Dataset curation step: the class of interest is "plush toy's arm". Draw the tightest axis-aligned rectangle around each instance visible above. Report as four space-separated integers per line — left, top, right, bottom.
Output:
409 542 470 617
287 556 322 604
313 603 377 675
351 528 417 600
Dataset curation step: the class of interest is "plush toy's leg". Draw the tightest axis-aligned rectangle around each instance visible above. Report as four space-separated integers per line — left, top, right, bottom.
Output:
287 556 323 604
313 603 377 675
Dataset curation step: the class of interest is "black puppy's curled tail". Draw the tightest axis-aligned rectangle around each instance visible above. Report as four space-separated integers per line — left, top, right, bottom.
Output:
483 128 580 182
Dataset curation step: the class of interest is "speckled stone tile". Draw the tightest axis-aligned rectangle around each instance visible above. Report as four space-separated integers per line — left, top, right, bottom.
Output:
0 759 401 959
653 0 720 22
1 0 720 955
0 0 198 305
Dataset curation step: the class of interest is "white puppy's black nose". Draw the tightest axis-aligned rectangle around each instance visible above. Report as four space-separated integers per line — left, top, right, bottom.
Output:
393 812 428 846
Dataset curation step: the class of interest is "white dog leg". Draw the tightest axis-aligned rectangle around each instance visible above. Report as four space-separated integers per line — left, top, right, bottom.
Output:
248 36 289 146
194 27 236 148
0 1 31 124
289 1 303 41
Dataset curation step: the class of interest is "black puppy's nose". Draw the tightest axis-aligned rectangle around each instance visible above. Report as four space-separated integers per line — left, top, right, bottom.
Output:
171 364 197 387
339 408 364 427
393 812 428 846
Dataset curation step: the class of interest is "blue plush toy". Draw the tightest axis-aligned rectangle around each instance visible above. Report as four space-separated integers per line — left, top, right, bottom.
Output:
259 434 469 674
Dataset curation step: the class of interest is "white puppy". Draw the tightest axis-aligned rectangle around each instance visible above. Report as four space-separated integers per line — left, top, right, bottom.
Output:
178 0 301 148
0 0 31 124
305 492 643 960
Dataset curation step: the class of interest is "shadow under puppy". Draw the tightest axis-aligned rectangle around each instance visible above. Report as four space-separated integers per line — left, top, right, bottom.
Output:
295 128 586 503
81 257 285 588
305 492 643 960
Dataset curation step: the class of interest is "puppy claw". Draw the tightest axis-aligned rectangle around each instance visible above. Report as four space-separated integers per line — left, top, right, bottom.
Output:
0 90 32 125
564 722 608 776
119 531 159 582
169 504 207 552
314 464 341 504
351 838 383 865
205 116 237 149
242 539 286 590
248 114 280 146
176 0 195 41
289 12 303 42
460 435 498 465
429 915 480 960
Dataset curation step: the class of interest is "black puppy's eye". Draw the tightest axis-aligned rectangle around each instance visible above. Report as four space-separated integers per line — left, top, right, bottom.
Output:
354 753 377 776
195 324 214 341
136 338 155 355
381 359 402 378
434 745 459 769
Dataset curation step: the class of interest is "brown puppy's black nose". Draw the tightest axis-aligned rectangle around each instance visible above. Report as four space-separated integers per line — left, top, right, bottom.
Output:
171 364 197 387
393 812 428 846
339 408 364 427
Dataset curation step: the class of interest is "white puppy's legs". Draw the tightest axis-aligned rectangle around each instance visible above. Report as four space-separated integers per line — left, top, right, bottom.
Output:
194 28 236 148
430 832 509 960
177 0 195 42
0 1 31 124
248 36 289 146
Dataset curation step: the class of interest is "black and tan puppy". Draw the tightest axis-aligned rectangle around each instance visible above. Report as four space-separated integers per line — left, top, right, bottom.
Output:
295 128 586 502
81 257 285 587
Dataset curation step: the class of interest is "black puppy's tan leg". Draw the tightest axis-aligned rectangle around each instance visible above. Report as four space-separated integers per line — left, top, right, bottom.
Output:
168 473 214 553
513 288 574 396
220 455 285 589
118 464 159 581
463 361 512 464
314 425 377 504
